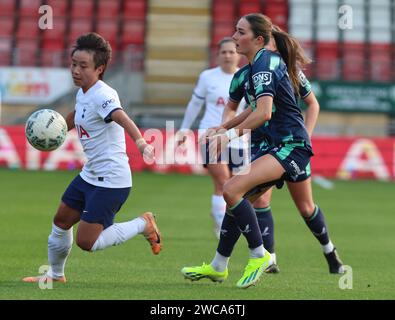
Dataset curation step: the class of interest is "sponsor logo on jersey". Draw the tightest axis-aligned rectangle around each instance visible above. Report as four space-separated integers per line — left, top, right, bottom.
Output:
102 98 115 109
252 72 272 88
75 124 90 138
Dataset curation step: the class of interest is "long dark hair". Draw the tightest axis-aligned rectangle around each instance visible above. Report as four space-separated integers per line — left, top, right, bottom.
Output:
272 25 311 95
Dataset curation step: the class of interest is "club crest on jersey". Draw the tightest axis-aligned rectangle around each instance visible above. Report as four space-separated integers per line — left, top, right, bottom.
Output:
253 72 272 88
102 98 115 109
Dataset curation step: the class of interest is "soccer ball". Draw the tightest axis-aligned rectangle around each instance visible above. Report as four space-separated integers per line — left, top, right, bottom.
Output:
25 109 68 151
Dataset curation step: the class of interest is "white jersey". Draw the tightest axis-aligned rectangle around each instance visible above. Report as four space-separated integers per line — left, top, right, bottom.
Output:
74 80 132 188
194 66 237 129
180 66 247 149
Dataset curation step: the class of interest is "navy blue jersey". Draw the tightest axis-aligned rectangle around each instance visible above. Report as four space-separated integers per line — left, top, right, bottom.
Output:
229 64 249 104
229 57 312 147
230 65 312 104
245 48 311 147
229 65 268 146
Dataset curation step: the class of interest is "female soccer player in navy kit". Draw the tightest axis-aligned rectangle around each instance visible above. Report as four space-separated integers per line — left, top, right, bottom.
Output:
23 33 162 284
176 38 246 239
182 14 343 288
221 26 343 275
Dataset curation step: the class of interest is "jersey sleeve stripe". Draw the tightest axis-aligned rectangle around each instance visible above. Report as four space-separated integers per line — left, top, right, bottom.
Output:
256 93 274 100
229 97 241 103
192 92 205 100
301 91 312 99
104 107 123 123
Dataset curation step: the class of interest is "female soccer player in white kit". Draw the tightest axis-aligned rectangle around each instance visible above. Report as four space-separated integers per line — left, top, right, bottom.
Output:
23 33 162 284
176 38 246 238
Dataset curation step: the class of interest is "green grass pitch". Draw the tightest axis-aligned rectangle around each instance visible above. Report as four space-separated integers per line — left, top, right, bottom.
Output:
0 169 394 300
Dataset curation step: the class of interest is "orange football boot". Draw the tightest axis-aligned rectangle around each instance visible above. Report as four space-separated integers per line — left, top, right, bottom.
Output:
141 212 162 255
22 274 66 283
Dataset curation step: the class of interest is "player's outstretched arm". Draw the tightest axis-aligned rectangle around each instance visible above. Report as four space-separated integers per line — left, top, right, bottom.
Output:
222 106 252 130
111 109 154 160
199 105 252 145
175 94 205 146
66 110 76 131
235 96 272 131
222 100 240 124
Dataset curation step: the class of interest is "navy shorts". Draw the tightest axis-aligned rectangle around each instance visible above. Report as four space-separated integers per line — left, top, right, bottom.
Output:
200 142 247 172
251 141 313 183
61 175 131 229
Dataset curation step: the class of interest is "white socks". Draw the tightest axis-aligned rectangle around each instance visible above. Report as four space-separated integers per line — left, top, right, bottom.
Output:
211 195 226 231
250 245 265 258
211 251 229 272
46 218 147 277
90 217 146 251
47 223 73 279
322 240 335 254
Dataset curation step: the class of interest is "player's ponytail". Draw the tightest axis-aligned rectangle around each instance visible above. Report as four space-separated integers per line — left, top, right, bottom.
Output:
272 26 312 96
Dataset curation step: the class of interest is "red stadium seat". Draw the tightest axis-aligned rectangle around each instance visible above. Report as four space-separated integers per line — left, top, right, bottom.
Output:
0 0 15 17
41 49 65 67
213 1 236 23
264 5 288 31
15 39 38 66
315 42 339 80
239 2 262 17
40 16 67 66
70 0 94 19
44 0 69 17
264 0 288 5
19 0 41 17
211 22 234 46
42 17 66 41
123 0 146 20
0 37 12 65
0 17 14 37
42 38 64 50
68 19 93 44
42 17 66 51
121 20 145 46
370 43 392 82
97 0 121 19
16 17 40 39
342 43 365 81
96 19 119 49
